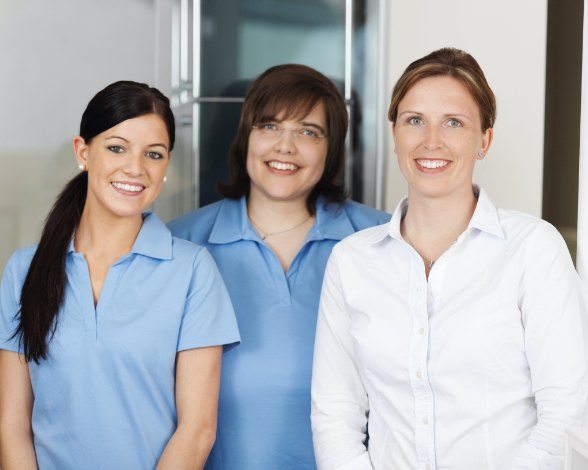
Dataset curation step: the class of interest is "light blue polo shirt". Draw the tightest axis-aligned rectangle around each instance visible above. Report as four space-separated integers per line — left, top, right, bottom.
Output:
169 197 390 470
0 213 240 470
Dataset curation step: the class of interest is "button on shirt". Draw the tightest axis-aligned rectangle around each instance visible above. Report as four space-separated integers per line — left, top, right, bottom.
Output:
168 196 390 470
0 213 240 470
311 188 588 469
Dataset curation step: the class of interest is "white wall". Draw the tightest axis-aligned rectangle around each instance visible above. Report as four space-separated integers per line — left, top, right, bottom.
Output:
383 0 548 216
0 0 156 270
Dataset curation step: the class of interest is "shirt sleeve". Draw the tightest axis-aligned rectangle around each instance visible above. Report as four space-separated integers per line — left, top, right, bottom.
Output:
512 223 588 469
176 247 240 352
311 245 373 470
0 252 25 353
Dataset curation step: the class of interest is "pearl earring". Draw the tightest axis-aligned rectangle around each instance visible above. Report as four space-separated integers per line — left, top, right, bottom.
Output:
78 163 85 171
163 176 167 183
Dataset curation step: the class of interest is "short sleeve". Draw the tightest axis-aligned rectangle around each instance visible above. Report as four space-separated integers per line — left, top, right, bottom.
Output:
176 247 240 352
0 252 26 353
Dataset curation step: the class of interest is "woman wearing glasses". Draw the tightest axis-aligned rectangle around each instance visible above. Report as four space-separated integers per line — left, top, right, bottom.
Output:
169 64 390 469
0 81 239 469
311 48 588 469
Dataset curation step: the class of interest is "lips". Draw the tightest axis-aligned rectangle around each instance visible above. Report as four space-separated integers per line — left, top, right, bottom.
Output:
111 181 146 195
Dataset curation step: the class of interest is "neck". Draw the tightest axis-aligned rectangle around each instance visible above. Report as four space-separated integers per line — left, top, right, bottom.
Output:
247 190 311 232
75 201 143 260
402 185 477 248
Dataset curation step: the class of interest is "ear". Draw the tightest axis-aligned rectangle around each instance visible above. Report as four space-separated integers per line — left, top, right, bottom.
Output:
476 128 494 160
73 136 89 169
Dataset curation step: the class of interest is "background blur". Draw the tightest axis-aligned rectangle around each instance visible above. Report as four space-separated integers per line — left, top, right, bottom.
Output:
0 0 583 272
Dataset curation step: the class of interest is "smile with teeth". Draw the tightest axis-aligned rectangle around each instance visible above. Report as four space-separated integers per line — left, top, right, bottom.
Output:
267 161 299 171
111 181 145 193
416 159 450 169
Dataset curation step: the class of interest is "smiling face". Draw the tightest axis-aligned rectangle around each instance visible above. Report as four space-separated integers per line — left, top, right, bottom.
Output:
392 75 492 200
74 113 170 220
246 103 328 206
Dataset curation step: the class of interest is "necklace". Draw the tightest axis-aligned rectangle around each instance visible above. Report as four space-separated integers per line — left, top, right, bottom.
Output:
402 230 435 269
249 214 312 240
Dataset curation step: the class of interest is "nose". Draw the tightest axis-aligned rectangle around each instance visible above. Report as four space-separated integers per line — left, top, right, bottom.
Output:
274 129 296 154
123 152 144 176
423 126 444 151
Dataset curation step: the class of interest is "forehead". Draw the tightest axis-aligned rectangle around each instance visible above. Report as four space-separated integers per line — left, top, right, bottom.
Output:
99 114 170 143
400 75 479 115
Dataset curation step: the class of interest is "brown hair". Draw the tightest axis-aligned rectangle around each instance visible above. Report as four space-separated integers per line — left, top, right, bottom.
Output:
388 48 496 130
217 64 348 213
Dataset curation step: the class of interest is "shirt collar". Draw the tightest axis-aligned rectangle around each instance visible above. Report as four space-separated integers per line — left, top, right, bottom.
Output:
131 212 174 259
208 196 356 244
374 185 505 245
67 212 173 260
208 197 258 244
309 197 356 242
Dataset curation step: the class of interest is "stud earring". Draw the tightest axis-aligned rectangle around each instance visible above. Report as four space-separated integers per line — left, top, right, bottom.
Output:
477 151 485 159
78 163 85 171
163 176 167 183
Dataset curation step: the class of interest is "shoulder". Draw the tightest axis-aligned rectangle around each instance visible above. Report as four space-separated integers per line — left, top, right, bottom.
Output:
3 245 37 277
167 199 225 244
332 222 390 259
497 208 562 243
340 200 391 230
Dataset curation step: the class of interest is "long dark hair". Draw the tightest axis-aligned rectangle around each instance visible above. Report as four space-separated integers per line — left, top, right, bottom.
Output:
217 64 348 214
14 81 175 363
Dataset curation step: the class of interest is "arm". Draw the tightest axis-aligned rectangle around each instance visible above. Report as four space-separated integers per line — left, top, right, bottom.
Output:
512 224 588 469
0 350 37 470
311 247 373 470
157 345 222 470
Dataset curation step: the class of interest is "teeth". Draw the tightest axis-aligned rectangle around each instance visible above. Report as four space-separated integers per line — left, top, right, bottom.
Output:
416 159 449 169
267 161 298 171
111 182 144 192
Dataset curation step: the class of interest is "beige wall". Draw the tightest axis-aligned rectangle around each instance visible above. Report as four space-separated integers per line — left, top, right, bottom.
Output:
0 0 156 271
383 0 548 216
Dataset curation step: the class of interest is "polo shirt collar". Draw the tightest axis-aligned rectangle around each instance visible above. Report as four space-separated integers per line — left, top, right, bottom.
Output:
309 197 356 241
131 212 174 259
208 196 356 244
208 197 258 244
376 185 505 245
67 212 173 260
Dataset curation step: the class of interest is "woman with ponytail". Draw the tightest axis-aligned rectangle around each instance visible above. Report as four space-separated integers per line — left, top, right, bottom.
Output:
0 81 239 469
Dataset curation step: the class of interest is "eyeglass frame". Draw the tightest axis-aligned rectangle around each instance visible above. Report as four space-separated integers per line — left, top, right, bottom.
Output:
251 123 328 145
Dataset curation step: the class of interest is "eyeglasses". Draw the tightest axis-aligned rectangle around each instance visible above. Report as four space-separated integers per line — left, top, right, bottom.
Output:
251 123 327 145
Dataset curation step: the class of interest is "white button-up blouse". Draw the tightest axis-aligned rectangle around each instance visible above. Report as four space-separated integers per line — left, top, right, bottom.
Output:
311 187 588 470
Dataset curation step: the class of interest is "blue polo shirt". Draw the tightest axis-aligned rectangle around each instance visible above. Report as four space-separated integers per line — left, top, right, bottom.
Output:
168 197 390 469
0 213 240 470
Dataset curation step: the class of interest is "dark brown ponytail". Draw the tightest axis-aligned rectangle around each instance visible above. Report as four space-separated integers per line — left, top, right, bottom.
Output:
13 81 175 362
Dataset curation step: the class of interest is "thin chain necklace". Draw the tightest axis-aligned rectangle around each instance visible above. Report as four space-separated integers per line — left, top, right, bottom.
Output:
249 214 312 241
402 230 435 270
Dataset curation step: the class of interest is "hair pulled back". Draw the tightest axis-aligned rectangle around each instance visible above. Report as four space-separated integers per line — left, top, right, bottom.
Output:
15 81 175 362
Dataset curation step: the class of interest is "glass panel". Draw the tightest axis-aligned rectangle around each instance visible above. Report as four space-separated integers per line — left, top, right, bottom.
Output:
198 102 244 206
155 102 194 222
200 0 346 97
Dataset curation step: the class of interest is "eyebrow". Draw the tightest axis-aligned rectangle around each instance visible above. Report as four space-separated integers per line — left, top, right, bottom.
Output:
105 135 169 150
398 110 473 121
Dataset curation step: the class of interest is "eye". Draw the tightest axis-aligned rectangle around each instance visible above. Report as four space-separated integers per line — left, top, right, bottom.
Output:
107 145 124 153
298 127 319 138
146 151 164 160
260 123 279 132
407 116 424 126
446 118 463 128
